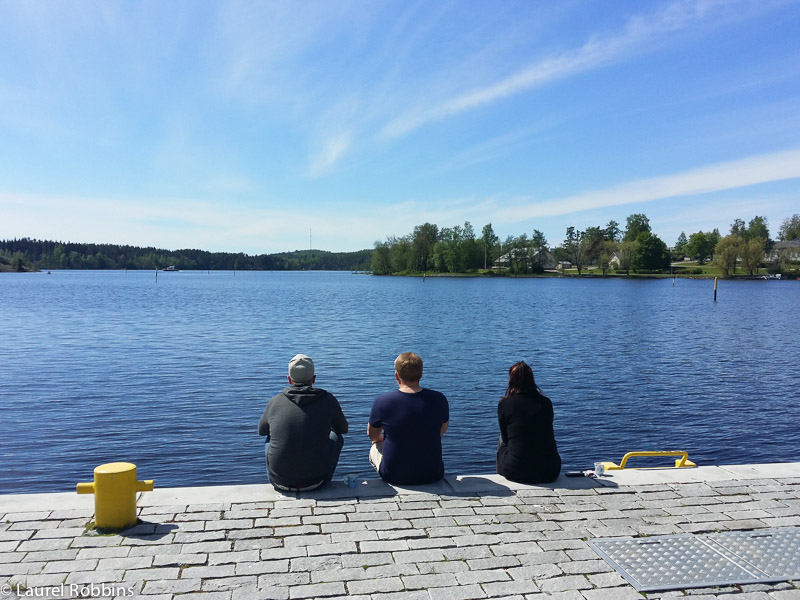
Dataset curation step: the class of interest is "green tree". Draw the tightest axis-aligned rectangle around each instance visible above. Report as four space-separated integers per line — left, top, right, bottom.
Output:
371 241 391 275
778 214 800 240
598 240 618 276
674 231 688 253
714 234 742 277
388 236 412 272
480 223 500 269
562 227 587 274
411 223 438 272
511 233 529 273
634 232 670 271
530 229 548 272
747 216 770 242
10 251 28 272
432 240 448 272
685 231 715 264
438 227 464 273
604 220 621 242
730 218 746 238
708 228 722 251
583 226 605 266
623 214 651 242
618 240 639 275
461 221 479 271
741 238 765 275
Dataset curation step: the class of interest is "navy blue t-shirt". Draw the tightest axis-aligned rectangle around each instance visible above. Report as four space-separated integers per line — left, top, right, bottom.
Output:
369 388 449 485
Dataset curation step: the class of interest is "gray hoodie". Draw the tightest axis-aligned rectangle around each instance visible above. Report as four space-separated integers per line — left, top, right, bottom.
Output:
258 385 348 488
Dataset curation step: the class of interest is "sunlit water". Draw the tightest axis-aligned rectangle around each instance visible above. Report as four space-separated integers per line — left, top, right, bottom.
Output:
2 270 799 493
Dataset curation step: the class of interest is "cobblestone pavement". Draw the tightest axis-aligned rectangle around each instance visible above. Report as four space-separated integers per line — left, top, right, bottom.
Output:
1 464 799 599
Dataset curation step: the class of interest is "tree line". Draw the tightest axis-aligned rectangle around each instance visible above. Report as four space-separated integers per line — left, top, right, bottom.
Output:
4 213 797 275
0 239 372 273
371 213 800 277
674 214 800 277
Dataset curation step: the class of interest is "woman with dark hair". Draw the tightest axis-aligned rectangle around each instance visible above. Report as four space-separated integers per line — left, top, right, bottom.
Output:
496 361 561 483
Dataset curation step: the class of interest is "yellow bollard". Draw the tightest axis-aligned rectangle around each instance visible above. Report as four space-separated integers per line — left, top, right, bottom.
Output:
77 462 154 530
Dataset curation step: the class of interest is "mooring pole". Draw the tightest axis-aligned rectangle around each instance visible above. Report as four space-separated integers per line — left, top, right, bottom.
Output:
714 277 717 301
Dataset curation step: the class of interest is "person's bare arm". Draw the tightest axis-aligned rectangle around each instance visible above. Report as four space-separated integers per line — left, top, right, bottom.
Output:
367 423 384 443
440 421 449 436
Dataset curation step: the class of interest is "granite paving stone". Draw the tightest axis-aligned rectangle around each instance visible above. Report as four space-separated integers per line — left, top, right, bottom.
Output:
142 577 203 594
207 549 260 565
235 559 290 575
259 547 307 560
288 581 346 598
374 591 429 600
401 572 459 589
0 531 33 542
466 555 520 570
0 463 798 599
202 575 259 591
0 552 24 563
0 560 46 575
4 574 70 589
481 579 540 596
171 592 231 600
427 583 487 600
63 568 124 584
442 545 492 560
505 563 563 580
454 568 511 585
152 552 207 566
416 560 470 574
41 558 98 573
174 530 227 543
16 538 73 551
226 527 274 547
282 533 332 547
345 576 404 595
256 572 311 588
392 548 447 563
22 549 80 562
181 564 236 579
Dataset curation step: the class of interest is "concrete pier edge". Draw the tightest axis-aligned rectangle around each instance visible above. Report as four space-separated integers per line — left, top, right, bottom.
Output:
1 462 799 599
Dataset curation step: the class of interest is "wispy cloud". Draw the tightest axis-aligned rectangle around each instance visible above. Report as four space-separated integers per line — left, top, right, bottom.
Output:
492 148 800 223
379 0 732 140
3 148 798 253
307 131 354 178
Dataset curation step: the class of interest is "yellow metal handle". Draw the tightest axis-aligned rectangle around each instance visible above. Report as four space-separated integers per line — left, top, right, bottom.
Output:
619 450 694 469
600 450 696 470
136 480 154 492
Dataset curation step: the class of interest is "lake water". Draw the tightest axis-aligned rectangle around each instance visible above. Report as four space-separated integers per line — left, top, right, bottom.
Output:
2 270 799 494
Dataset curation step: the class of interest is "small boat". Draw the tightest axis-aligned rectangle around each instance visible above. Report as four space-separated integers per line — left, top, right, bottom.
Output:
163 266 179 272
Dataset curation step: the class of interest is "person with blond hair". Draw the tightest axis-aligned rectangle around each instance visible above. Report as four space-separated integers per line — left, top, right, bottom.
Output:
367 352 449 485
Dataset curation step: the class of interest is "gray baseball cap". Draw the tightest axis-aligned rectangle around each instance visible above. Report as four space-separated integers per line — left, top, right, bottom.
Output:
288 354 315 384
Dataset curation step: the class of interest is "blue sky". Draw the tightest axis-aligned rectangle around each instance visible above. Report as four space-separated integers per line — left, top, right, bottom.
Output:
2 1 799 254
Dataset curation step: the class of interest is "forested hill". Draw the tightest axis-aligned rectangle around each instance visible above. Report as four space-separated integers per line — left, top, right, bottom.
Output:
0 238 372 272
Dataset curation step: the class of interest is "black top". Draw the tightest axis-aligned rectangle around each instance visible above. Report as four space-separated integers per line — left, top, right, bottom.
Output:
496 390 561 484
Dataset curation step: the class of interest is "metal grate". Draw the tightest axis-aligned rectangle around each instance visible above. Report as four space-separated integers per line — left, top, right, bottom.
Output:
588 528 800 592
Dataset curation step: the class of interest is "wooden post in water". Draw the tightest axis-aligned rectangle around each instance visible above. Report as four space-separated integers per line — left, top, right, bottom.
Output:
714 277 717 301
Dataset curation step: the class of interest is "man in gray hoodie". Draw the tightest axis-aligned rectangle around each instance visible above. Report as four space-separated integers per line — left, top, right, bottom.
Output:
258 354 349 491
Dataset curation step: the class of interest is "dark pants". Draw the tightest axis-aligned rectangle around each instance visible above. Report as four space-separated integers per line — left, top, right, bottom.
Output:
265 431 344 491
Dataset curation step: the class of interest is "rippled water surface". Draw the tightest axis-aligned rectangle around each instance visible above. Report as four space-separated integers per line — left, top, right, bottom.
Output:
2 270 799 493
